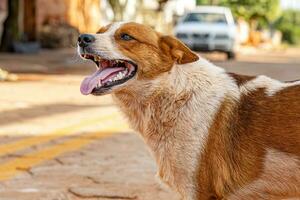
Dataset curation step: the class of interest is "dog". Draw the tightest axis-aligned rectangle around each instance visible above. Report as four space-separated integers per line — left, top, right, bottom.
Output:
77 22 300 200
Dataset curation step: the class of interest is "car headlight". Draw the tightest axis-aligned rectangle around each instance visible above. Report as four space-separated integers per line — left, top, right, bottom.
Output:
215 34 229 39
176 33 188 39
192 33 209 39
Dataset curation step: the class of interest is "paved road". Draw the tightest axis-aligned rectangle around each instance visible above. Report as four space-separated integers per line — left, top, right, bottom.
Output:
0 48 299 200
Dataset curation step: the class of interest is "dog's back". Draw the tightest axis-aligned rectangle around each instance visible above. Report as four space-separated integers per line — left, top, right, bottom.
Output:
200 74 300 199
236 75 300 156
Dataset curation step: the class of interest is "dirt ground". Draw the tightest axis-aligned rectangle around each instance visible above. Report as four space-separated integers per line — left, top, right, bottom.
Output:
0 48 299 200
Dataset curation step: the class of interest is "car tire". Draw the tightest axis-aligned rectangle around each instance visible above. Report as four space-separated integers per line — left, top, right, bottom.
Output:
226 51 236 60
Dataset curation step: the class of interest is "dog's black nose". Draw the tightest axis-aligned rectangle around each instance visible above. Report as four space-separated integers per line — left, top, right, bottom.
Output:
78 34 95 47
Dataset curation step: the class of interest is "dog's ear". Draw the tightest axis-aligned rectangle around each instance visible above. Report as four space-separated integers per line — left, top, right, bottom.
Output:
159 35 199 64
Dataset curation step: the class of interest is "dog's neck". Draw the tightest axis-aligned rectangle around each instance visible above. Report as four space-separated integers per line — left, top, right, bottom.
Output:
113 62 192 133
113 57 239 144
112 58 240 198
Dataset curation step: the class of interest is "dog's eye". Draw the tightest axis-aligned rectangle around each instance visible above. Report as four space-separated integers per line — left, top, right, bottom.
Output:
120 33 134 41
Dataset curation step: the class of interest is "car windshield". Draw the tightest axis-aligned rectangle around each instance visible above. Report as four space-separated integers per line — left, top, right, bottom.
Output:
183 12 227 24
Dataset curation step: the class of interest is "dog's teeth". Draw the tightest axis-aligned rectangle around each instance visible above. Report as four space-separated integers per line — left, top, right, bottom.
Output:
119 72 124 79
97 81 102 87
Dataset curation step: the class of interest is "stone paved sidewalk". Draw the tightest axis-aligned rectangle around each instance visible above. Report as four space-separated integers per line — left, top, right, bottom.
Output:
0 133 180 200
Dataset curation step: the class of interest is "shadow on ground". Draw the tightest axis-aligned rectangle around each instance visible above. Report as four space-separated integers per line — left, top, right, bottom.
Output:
0 103 113 125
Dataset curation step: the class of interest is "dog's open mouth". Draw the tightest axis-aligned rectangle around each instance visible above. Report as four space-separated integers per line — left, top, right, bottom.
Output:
80 54 137 95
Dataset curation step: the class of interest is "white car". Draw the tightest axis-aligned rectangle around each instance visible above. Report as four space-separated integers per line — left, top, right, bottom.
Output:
174 6 237 59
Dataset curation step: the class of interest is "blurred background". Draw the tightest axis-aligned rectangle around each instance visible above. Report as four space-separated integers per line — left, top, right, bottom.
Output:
1 0 300 51
0 1 299 200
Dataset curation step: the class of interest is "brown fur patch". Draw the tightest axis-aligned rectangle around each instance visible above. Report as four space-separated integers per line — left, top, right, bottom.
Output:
229 149 300 200
227 73 256 87
197 85 300 199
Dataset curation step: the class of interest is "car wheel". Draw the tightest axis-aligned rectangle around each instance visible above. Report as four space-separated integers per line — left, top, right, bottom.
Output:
226 51 236 60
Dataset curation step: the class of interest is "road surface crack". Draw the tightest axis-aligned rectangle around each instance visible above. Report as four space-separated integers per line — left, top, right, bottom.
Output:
68 188 137 199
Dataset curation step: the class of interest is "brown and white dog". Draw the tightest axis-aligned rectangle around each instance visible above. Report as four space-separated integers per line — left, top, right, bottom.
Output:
77 22 300 200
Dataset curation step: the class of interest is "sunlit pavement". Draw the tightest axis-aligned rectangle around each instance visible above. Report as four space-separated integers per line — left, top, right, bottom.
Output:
0 48 299 199
0 75 179 200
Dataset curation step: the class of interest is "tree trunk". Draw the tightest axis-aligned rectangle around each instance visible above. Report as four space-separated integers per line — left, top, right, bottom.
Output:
23 0 37 41
0 0 20 52
210 0 219 5
108 0 128 21
65 0 101 33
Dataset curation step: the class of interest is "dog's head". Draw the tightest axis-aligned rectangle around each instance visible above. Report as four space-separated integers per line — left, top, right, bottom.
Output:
78 22 198 96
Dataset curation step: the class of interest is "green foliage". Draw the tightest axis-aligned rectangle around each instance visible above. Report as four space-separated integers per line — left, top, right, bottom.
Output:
220 0 281 23
274 10 300 45
197 0 281 25
197 0 212 5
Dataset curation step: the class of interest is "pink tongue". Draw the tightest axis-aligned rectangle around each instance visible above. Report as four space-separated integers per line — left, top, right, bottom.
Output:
80 67 124 95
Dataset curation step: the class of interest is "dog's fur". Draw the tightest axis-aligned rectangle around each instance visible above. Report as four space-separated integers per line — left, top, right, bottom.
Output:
79 22 300 200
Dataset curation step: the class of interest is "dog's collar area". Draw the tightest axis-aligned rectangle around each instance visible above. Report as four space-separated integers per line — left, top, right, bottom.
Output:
80 54 137 95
